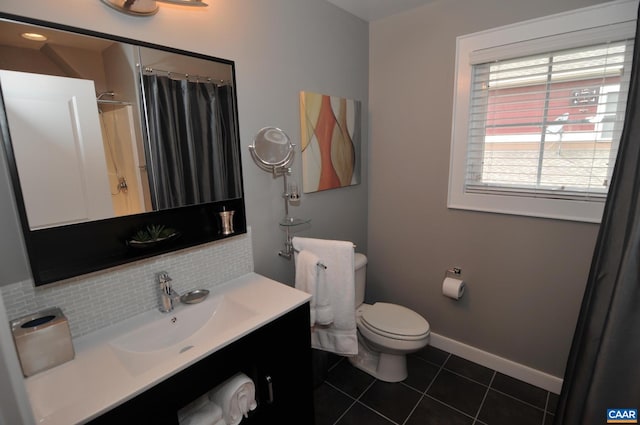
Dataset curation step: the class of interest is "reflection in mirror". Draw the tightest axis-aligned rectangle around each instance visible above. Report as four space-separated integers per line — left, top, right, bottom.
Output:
1 69 135 229
139 47 241 210
0 18 242 230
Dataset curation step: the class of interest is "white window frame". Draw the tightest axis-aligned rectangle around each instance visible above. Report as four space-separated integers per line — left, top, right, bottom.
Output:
448 0 638 223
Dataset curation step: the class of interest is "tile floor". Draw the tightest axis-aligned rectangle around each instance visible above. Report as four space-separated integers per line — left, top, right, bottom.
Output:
313 346 559 425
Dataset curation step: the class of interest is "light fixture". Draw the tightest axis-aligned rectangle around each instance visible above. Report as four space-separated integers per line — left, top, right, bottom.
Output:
21 32 48 42
156 0 208 6
100 0 159 16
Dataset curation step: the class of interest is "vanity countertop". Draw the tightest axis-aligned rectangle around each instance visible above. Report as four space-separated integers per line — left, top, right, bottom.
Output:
23 273 311 425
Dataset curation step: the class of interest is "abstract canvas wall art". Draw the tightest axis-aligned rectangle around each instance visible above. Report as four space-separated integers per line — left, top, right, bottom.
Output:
299 91 361 193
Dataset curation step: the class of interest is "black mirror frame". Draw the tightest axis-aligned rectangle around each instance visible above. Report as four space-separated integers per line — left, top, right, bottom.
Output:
0 13 246 286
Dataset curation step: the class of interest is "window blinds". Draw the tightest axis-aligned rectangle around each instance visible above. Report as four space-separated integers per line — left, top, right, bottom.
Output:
465 39 634 202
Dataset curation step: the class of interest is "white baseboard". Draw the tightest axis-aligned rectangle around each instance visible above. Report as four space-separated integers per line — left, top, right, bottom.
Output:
429 333 563 394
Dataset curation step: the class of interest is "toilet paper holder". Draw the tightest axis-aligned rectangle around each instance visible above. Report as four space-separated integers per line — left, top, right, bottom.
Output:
445 267 462 277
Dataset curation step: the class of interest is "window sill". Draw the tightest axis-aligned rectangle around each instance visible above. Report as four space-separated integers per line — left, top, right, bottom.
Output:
447 190 605 223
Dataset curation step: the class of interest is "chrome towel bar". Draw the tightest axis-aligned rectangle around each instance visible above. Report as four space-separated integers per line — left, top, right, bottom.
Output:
291 245 356 270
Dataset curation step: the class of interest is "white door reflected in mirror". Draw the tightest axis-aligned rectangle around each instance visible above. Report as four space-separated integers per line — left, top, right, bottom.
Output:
0 70 113 229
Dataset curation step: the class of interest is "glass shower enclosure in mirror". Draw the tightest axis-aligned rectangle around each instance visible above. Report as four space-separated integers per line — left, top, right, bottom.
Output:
0 14 245 285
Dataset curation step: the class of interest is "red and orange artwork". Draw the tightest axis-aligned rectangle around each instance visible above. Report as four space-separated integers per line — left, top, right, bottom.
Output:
299 91 361 193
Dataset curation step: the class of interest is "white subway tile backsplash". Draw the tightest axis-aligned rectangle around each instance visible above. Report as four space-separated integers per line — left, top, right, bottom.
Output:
1 230 253 339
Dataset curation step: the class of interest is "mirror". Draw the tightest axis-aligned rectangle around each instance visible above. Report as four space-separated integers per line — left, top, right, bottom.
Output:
0 17 242 230
0 14 246 285
249 126 294 171
248 127 304 259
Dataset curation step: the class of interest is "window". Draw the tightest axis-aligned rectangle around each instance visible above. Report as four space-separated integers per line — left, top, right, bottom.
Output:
448 0 637 222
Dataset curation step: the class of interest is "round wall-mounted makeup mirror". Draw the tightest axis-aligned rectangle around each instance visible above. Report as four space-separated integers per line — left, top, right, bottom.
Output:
248 126 306 259
249 127 294 172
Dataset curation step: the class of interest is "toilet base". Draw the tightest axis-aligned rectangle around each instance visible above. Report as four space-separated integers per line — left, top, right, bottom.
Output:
348 339 408 382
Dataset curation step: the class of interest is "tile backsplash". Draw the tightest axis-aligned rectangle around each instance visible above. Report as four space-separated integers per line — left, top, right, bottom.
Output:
1 230 253 339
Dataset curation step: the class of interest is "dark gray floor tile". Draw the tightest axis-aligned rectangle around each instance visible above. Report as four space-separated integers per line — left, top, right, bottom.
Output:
444 355 494 385
326 359 375 398
544 412 555 425
360 381 422 424
404 355 441 391
313 382 354 425
312 350 331 387
336 402 395 425
314 353 346 388
427 369 487 416
547 392 559 414
405 396 474 425
478 389 545 425
327 353 344 370
413 345 450 366
318 347 555 425
491 372 548 409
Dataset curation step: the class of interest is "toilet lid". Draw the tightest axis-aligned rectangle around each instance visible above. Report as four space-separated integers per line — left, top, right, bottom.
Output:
361 302 429 338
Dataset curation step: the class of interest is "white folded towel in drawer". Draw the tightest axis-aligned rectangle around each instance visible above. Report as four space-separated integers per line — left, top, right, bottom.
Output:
209 373 257 425
178 394 223 425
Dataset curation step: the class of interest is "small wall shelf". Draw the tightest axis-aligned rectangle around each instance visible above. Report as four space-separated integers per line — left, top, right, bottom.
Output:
278 215 310 258
280 217 311 227
277 171 310 259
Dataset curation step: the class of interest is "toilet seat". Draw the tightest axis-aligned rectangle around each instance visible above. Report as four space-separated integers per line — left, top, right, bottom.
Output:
360 303 429 341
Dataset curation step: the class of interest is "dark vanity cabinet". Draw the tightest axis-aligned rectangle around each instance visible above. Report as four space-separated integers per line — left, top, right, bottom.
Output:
88 303 314 425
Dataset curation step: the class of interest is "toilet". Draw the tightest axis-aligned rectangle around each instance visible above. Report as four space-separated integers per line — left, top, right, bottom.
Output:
349 253 430 382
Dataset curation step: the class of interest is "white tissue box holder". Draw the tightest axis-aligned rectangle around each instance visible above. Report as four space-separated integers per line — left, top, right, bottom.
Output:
11 307 75 377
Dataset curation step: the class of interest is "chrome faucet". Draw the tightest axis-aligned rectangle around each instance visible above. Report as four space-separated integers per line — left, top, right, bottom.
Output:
158 271 180 313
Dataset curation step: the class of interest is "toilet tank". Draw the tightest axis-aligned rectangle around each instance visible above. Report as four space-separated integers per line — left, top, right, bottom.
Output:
354 253 368 307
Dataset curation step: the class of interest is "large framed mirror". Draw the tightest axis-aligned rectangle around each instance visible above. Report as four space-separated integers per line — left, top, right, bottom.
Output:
0 13 246 285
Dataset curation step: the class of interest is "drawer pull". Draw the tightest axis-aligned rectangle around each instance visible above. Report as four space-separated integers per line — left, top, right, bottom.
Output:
265 375 274 404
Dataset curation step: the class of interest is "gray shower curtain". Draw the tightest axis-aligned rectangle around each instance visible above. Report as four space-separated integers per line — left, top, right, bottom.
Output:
554 7 640 425
142 74 241 210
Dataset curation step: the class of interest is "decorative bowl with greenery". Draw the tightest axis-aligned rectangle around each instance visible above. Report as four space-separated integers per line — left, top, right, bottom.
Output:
128 224 179 247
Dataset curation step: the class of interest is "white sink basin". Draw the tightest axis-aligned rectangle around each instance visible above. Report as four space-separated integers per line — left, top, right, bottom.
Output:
110 294 256 375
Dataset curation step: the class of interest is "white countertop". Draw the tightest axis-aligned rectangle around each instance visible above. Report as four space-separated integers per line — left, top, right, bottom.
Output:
24 273 310 425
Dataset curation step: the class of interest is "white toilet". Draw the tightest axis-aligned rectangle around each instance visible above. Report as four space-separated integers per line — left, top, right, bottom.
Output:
349 253 430 382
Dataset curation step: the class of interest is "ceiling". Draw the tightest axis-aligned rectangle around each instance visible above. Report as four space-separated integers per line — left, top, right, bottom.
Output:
0 20 112 51
325 0 436 22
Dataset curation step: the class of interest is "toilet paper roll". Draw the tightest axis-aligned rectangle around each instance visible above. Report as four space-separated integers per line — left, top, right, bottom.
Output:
442 277 465 300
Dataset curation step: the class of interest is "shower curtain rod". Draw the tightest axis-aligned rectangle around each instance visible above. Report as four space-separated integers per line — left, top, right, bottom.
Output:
142 66 231 86
97 99 132 106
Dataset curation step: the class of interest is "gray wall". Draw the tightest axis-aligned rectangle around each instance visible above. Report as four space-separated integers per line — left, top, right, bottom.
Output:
368 0 610 378
0 0 369 287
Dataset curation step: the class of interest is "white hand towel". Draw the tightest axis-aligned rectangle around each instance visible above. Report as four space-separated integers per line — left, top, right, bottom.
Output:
209 373 257 425
292 237 357 355
295 249 333 326
235 382 257 419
